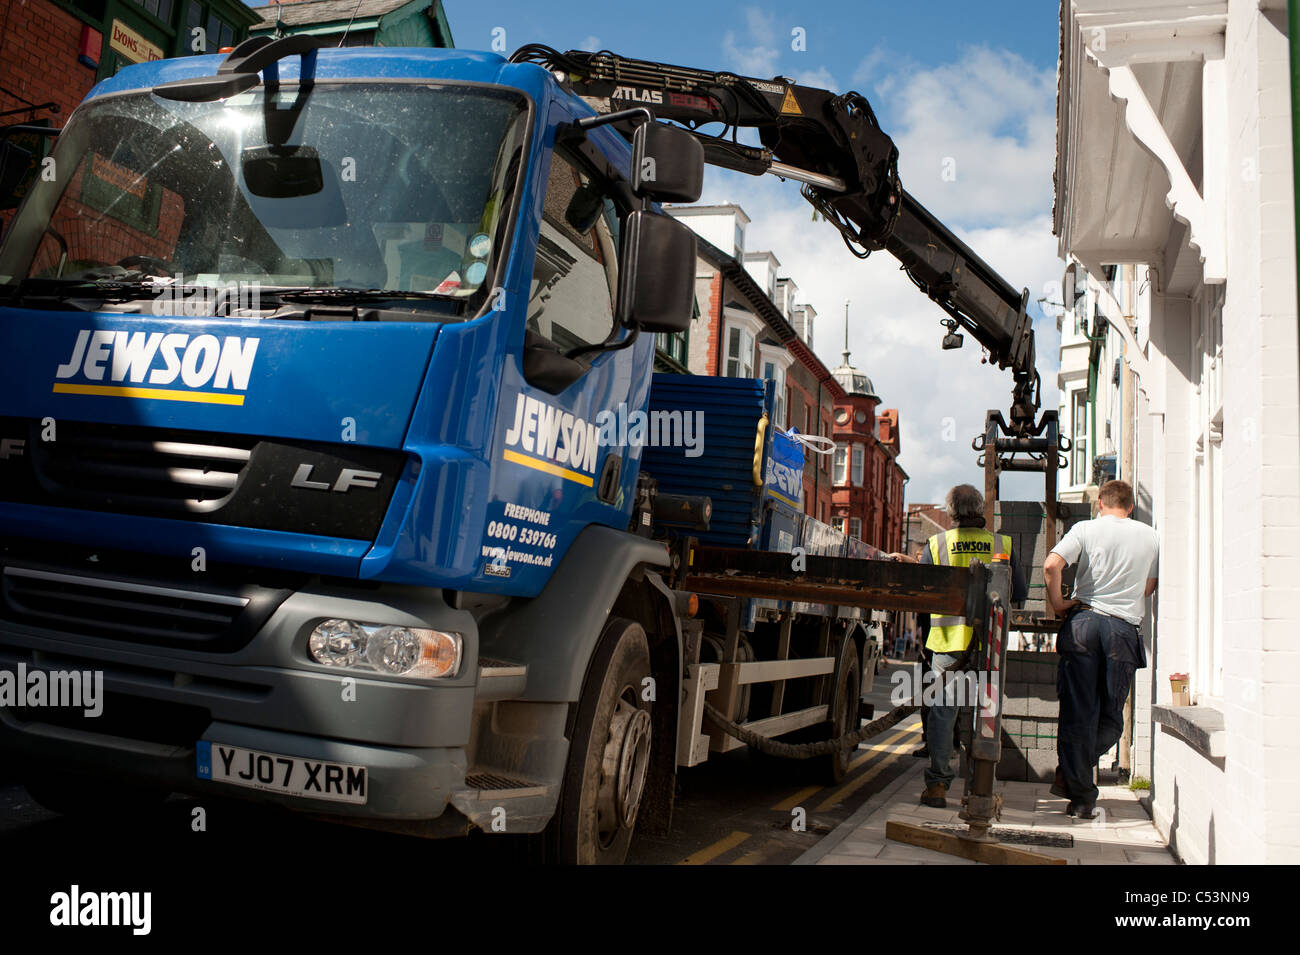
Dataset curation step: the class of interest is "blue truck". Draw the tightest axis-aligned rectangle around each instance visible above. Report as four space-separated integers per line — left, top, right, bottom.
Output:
0 39 1037 862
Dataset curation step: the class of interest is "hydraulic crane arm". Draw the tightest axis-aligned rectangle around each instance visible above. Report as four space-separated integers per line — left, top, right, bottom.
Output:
510 46 1041 434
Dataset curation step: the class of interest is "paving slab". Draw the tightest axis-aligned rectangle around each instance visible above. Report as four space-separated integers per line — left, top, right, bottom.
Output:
796 761 1175 865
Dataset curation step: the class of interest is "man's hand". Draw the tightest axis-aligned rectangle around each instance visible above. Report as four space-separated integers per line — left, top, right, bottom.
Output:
885 552 918 564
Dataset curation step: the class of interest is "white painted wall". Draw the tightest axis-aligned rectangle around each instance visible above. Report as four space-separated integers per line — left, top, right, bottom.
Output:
1146 0 1300 865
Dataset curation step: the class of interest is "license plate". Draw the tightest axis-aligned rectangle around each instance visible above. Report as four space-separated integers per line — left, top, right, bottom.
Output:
196 741 368 805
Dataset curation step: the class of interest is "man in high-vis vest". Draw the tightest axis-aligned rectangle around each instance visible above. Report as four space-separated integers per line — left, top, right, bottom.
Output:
891 484 1026 808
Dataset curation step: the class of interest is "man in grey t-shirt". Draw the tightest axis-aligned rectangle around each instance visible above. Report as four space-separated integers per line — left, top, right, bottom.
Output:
1043 479 1159 817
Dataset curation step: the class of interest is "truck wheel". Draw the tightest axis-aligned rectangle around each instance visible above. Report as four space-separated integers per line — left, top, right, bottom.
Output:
823 641 861 785
550 616 653 865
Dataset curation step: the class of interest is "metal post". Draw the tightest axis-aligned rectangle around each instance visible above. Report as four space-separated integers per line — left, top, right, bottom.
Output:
1044 410 1059 556
959 557 1011 841
983 413 999 532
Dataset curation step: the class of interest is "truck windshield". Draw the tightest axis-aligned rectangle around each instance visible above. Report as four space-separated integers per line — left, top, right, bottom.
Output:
0 83 528 308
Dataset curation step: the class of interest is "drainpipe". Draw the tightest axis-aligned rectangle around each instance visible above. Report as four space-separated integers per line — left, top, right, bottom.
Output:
1085 300 1108 492
1291 0 1300 379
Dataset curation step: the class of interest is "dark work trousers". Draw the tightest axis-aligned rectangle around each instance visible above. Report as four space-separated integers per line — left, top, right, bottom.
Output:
1055 607 1142 805
917 615 932 745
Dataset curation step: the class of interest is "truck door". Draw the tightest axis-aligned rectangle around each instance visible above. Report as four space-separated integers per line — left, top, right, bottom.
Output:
481 106 652 593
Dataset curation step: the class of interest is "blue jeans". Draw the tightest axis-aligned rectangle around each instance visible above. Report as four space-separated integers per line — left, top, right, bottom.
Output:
1056 608 1142 804
924 652 965 788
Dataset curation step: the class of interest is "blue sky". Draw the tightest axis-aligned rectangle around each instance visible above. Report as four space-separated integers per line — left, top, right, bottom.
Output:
445 1 1066 505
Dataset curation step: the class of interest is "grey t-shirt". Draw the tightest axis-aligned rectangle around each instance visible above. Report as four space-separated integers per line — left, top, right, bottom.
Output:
1050 515 1159 625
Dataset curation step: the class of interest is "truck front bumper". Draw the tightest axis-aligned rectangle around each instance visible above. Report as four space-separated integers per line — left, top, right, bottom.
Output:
0 576 481 825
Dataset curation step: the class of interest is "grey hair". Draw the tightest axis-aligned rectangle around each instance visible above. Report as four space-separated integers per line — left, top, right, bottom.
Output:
946 484 984 523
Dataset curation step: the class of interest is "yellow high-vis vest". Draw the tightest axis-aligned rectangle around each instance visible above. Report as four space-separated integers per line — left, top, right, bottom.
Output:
926 527 1013 654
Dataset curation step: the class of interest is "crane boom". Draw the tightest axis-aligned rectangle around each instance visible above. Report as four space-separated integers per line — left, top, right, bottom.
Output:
511 46 1042 434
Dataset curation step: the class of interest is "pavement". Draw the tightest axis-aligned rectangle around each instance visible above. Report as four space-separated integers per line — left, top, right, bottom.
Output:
795 754 1175 865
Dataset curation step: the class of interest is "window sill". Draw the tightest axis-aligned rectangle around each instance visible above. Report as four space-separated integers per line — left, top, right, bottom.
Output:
1151 703 1225 760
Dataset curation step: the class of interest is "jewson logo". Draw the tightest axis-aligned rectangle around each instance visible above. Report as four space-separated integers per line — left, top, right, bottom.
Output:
502 394 704 487
53 329 259 406
50 885 151 935
0 664 103 716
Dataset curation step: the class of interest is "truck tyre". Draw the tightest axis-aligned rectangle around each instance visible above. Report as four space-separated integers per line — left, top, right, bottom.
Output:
550 616 653 865
824 640 861 784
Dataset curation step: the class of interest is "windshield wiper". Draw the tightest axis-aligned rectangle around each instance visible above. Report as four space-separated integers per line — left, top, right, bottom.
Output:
271 287 465 304
0 277 172 307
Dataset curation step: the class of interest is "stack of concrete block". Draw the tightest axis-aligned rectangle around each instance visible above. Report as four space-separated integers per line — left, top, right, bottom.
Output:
995 501 1092 615
998 650 1062 782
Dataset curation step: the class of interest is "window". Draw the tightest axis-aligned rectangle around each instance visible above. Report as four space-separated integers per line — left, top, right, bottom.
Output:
1071 389 1087 484
657 301 692 368
726 325 754 378
9 85 529 300
849 518 862 540
529 150 621 351
852 445 864 486
762 359 786 427
135 0 174 22
821 416 830 472
833 447 847 485
832 516 845 534
181 2 234 54
757 343 792 428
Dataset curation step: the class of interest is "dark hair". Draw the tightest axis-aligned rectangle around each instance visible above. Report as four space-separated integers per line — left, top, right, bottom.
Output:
946 484 984 523
1099 479 1135 511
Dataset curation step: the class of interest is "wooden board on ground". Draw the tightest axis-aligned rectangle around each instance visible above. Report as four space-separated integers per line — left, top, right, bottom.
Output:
885 820 1067 865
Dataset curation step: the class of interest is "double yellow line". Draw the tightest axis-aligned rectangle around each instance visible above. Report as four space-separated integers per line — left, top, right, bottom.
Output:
676 718 923 865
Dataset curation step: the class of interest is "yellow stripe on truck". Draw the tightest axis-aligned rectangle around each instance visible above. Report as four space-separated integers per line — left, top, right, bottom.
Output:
502 448 594 487
52 383 245 405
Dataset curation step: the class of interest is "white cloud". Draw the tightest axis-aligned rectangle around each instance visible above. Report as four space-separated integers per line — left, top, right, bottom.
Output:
793 66 838 92
692 46 1064 505
887 46 1058 226
581 35 601 51
722 7 781 78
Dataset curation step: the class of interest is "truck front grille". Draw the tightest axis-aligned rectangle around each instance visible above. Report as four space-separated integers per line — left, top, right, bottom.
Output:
0 417 406 540
33 422 256 513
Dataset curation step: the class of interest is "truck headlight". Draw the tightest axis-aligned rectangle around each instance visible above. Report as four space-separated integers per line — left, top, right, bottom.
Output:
308 619 461 678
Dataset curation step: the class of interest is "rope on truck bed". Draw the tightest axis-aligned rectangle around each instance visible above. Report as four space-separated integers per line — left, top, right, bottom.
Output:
702 702 919 759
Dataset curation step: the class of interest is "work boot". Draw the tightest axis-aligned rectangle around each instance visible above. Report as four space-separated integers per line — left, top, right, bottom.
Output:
911 745 929 758
920 783 947 808
1067 801 1096 819
1050 766 1069 799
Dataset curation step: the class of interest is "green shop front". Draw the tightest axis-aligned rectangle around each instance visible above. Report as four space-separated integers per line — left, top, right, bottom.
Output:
53 0 261 78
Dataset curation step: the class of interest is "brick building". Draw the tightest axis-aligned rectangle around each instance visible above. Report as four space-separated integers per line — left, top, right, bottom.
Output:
829 341 907 552
0 0 260 226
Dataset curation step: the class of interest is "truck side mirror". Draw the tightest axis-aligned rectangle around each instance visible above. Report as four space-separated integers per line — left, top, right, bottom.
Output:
618 210 695 333
630 121 703 203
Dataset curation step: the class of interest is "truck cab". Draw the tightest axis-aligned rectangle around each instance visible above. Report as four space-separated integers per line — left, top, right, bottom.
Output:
0 43 703 862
